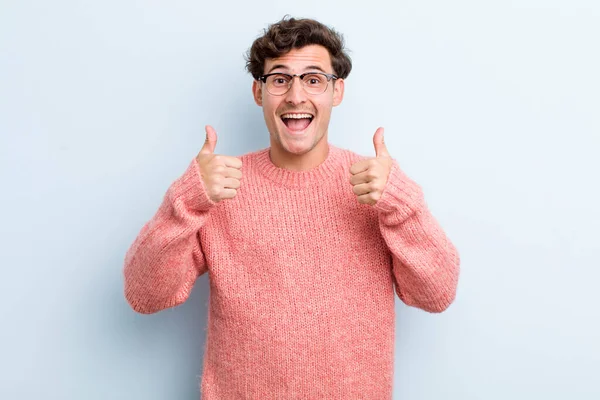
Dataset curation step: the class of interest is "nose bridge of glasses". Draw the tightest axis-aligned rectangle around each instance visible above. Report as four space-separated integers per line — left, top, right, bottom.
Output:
289 74 304 87
286 74 307 95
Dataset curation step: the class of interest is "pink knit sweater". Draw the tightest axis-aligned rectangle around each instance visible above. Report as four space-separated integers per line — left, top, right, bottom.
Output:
123 142 460 399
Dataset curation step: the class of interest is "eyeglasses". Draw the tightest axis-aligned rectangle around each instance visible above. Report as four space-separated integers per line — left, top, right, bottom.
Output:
258 72 339 96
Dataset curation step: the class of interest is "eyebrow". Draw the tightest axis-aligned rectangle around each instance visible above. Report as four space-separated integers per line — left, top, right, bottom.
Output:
266 64 327 74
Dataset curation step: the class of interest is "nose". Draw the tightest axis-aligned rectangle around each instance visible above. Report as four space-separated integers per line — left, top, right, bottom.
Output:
284 76 307 105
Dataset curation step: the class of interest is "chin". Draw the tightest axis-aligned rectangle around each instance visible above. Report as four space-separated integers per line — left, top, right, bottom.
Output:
285 134 324 155
280 139 311 155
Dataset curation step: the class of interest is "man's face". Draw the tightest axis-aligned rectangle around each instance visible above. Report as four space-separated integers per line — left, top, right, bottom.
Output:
252 44 344 156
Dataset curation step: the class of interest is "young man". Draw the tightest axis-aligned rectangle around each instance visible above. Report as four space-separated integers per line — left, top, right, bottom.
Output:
124 16 460 400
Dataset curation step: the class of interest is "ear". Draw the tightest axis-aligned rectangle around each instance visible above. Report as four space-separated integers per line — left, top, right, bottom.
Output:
252 80 263 106
332 78 345 107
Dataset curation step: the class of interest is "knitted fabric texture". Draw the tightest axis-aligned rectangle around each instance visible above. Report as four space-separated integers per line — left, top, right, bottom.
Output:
123 143 460 400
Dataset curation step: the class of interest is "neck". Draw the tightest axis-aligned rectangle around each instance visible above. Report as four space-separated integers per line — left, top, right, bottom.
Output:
269 137 330 171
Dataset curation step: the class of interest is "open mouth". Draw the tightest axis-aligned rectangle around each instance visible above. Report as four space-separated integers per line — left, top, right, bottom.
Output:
281 113 314 133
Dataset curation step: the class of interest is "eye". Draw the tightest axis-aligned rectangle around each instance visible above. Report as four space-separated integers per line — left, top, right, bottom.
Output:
270 74 291 86
303 74 325 86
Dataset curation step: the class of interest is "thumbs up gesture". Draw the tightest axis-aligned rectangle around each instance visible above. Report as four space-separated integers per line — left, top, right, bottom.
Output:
349 127 394 206
195 125 243 203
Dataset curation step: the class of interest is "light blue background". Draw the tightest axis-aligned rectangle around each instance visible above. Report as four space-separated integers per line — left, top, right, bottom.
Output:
1 1 598 399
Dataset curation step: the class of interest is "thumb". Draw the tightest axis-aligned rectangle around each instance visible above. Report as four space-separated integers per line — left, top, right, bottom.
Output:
200 125 218 155
373 127 389 157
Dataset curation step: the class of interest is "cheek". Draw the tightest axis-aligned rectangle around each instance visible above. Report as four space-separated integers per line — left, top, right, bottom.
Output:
315 100 333 117
263 98 281 114
263 101 282 128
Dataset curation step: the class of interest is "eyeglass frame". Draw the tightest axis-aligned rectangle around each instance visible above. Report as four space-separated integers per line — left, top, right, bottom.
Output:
257 72 339 96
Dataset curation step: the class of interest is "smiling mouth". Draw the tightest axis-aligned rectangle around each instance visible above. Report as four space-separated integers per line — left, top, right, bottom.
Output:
281 113 314 132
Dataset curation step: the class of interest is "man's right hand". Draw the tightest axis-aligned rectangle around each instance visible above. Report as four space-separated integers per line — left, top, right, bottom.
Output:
195 125 243 203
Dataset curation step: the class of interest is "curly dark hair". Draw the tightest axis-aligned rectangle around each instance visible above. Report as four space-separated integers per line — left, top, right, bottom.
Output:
245 16 352 80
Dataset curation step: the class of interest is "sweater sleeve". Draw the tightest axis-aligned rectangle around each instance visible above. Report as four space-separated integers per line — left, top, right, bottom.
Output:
373 160 460 313
123 158 217 314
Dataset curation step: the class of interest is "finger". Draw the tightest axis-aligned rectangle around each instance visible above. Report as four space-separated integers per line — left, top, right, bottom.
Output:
349 169 374 185
357 193 376 205
225 167 243 180
200 125 218 155
352 182 372 196
220 188 238 200
222 177 241 190
349 159 371 175
219 155 243 169
373 127 389 158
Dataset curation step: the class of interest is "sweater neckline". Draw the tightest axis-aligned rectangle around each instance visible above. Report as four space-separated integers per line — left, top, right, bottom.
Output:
254 142 340 189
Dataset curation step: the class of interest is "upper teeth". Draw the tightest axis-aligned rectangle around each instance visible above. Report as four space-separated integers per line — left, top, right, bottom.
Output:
282 113 313 119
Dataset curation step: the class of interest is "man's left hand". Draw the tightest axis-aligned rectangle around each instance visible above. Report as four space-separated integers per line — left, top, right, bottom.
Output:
349 127 394 206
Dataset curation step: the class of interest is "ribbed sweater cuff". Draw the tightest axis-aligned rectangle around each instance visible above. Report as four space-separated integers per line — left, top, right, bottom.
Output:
373 160 425 223
169 158 216 212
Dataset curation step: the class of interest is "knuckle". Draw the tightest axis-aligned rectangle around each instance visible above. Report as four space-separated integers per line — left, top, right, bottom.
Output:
210 184 221 195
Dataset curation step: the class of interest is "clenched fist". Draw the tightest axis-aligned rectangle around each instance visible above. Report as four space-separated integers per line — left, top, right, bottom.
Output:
195 125 243 203
349 127 393 206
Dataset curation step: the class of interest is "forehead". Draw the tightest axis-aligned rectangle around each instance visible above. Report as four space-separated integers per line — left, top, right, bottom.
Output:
264 44 333 73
